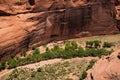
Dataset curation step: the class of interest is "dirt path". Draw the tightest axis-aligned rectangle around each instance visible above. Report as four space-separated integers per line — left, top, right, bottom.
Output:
17 58 62 69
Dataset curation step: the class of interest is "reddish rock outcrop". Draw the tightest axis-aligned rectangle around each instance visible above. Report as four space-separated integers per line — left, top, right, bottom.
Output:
86 50 120 80
0 0 120 59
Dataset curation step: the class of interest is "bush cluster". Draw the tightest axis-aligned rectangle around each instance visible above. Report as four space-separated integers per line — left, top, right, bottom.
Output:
86 59 97 70
79 59 97 80
79 71 87 80
20 50 27 57
0 41 114 71
86 40 101 48
103 42 114 48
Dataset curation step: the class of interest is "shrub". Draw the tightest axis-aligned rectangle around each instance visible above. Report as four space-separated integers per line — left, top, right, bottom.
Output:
84 48 112 58
86 40 101 48
63 40 71 45
31 72 35 77
0 65 3 71
33 48 40 55
42 51 54 59
71 41 78 49
86 41 94 48
46 47 49 52
103 42 114 48
17 58 28 66
52 48 64 58
27 54 41 63
10 54 15 59
53 45 60 51
0 61 6 71
21 50 27 57
65 41 78 50
65 42 72 50
7 59 18 69
62 49 76 59
79 71 87 80
77 47 85 57
84 48 95 57
37 67 42 72
86 59 97 70
13 74 18 78
93 40 101 48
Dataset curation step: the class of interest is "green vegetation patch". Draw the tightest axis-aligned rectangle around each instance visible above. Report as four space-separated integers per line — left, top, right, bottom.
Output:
6 59 91 80
0 40 114 71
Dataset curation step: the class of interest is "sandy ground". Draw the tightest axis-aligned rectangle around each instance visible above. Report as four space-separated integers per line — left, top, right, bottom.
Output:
0 57 97 80
0 58 62 80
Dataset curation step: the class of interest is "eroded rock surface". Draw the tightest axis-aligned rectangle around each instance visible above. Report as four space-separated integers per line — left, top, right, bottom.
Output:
86 50 120 80
0 0 120 59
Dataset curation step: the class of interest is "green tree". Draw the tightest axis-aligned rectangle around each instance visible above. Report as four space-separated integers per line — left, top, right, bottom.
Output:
7 59 18 69
103 42 114 48
93 40 101 48
71 41 78 49
86 41 94 48
77 47 85 57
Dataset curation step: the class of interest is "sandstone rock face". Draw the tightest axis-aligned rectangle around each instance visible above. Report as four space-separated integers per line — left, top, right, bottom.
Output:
0 0 120 59
86 50 120 80
0 0 28 15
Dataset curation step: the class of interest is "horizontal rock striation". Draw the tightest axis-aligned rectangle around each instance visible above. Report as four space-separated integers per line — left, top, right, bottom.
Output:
0 0 120 59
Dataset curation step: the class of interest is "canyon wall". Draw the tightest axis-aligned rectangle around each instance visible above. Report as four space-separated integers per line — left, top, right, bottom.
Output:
0 0 120 59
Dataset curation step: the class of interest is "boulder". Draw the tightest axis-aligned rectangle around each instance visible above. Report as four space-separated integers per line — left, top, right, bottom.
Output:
86 50 120 80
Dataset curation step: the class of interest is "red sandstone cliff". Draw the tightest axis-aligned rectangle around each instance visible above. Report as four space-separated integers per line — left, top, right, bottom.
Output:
0 0 120 59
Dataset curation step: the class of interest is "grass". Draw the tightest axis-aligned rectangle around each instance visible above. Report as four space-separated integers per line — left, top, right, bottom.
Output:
6 58 94 80
86 59 97 70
